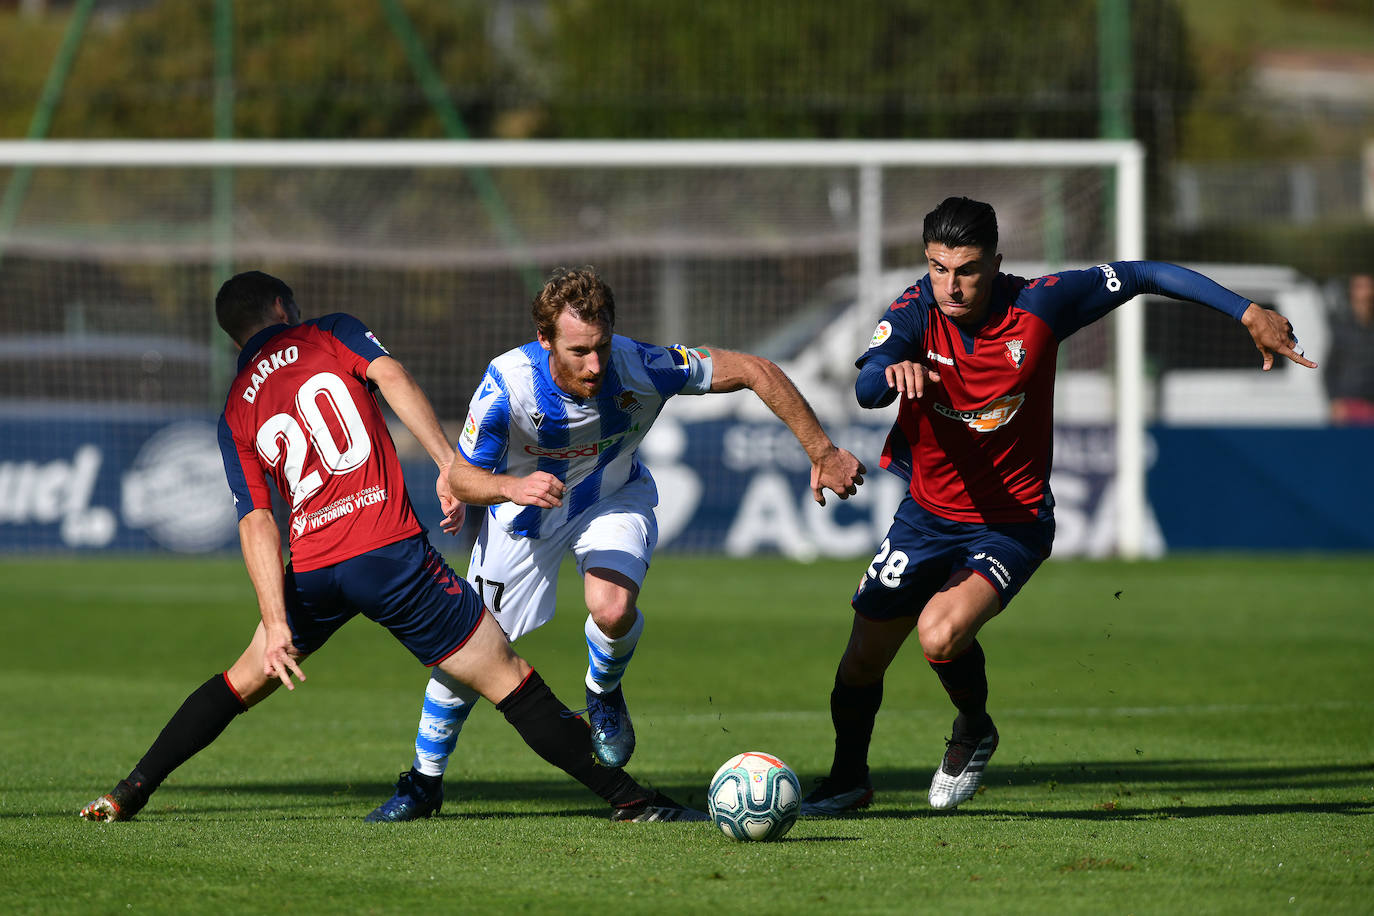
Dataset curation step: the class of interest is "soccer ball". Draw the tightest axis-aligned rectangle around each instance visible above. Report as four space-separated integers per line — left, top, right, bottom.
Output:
706 751 801 842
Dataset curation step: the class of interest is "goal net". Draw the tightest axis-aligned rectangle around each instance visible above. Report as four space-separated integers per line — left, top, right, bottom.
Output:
0 140 1145 557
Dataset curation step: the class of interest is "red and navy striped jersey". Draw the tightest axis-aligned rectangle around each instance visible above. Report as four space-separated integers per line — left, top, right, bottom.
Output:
858 261 1250 524
218 314 422 571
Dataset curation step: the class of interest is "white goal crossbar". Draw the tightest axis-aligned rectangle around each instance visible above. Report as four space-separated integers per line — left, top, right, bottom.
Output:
0 139 1147 557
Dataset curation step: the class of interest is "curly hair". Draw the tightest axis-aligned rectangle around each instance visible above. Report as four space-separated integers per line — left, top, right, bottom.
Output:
532 267 616 341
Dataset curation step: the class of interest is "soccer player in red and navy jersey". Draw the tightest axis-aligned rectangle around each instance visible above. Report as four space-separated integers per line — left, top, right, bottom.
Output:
801 197 1317 816
80 270 702 824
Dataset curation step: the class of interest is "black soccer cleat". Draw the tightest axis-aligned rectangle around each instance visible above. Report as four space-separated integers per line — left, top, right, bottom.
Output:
80 778 148 822
610 790 709 823
799 775 874 817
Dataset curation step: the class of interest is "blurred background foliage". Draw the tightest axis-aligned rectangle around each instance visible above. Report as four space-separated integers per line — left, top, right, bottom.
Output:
0 0 1371 271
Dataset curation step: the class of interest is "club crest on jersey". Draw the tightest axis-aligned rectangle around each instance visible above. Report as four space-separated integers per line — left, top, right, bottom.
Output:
616 390 640 412
933 393 1026 433
1005 339 1026 369
869 320 892 348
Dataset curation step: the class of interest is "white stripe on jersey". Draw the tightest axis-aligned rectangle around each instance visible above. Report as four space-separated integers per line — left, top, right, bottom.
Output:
457 336 712 539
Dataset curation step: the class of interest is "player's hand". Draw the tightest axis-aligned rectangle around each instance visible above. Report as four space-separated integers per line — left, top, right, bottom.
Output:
438 495 466 535
435 463 466 535
262 623 305 691
810 446 866 506
885 360 942 399
1241 303 1318 371
506 471 565 509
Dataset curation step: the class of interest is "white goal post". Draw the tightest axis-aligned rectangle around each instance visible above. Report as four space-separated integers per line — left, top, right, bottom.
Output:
0 139 1147 557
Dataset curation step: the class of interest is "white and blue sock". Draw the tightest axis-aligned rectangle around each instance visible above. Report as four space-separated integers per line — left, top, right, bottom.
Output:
412 670 479 778
584 609 644 695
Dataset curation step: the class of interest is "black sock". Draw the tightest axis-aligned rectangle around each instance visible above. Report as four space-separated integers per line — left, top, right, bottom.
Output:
130 674 247 798
828 672 883 783
928 640 991 735
495 670 644 807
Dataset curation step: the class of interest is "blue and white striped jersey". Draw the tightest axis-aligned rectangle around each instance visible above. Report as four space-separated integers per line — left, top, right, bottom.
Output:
457 335 714 538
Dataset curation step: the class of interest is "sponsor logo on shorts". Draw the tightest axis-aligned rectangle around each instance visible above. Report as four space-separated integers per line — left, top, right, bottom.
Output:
869 320 892 348
524 424 641 460
933 393 1025 432
972 551 1011 588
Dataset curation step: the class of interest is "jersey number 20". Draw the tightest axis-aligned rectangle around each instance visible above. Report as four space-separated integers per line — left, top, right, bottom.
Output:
256 372 372 508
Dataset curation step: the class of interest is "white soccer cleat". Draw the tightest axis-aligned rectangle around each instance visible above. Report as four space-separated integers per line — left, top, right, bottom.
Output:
929 722 998 810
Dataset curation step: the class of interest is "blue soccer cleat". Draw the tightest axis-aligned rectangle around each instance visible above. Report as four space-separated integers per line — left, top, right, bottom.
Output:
585 685 635 768
364 770 442 823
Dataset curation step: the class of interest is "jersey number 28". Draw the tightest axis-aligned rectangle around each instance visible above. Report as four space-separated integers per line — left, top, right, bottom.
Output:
867 538 909 588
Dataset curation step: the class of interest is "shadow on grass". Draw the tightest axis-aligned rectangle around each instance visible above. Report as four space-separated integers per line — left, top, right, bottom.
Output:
29 777 715 821
801 758 1374 821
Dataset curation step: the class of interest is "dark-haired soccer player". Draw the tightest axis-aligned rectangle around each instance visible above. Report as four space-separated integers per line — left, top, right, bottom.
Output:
801 197 1317 816
80 270 702 823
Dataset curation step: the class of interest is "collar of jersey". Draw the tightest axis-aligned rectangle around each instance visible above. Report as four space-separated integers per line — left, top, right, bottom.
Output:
236 323 293 372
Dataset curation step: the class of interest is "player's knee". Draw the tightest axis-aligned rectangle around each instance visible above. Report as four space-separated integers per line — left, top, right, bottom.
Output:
917 619 963 662
226 668 278 707
587 602 637 638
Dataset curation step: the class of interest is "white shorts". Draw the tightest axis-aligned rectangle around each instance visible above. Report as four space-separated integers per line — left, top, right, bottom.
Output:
466 474 659 641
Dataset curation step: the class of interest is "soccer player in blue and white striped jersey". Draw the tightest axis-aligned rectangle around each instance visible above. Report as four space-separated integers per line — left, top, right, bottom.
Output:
366 267 867 822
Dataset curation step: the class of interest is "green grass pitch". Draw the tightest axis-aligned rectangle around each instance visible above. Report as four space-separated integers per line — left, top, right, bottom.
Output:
1 553 1371 914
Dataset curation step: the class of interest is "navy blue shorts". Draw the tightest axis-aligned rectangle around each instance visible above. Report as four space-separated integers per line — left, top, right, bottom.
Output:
285 535 484 667
851 496 1055 621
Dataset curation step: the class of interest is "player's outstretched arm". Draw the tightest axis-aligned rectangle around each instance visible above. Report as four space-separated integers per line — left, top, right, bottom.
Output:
1240 302 1318 372
366 355 465 534
448 448 565 509
237 508 305 691
707 348 866 505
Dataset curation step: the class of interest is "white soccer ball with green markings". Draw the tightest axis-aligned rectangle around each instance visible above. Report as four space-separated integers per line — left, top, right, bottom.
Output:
707 751 801 841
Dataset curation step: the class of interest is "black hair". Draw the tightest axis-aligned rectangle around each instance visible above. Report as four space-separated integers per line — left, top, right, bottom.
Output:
922 197 999 254
215 270 296 344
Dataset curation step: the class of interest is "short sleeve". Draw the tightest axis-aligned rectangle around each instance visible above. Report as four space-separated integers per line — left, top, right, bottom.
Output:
638 342 714 397
218 412 273 521
457 365 512 470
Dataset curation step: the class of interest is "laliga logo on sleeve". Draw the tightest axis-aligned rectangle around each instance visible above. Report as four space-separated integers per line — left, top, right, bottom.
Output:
365 331 390 354
869 320 892 348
